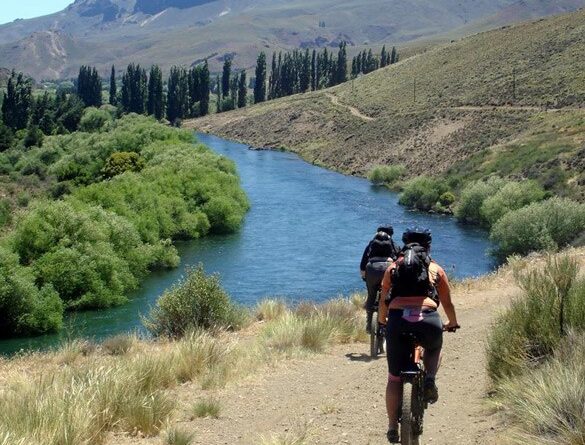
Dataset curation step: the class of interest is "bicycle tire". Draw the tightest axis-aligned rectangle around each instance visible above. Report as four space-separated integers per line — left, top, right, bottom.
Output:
370 315 379 358
401 382 421 445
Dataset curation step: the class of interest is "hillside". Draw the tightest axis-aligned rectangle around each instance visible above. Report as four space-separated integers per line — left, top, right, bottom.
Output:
1 0 585 79
191 8 585 201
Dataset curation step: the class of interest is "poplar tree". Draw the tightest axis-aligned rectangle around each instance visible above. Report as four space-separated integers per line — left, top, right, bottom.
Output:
380 45 388 67
311 49 317 91
1 71 33 131
77 65 102 108
238 71 247 108
109 65 117 105
254 52 267 103
188 66 201 116
199 60 210 116
147 65 164 120
120 64 147 114
216 75 221 113
268 53 277 100
166 66 189 123
222 58 232 99
390 46 398 64
336 41 347 84
300 48 311 92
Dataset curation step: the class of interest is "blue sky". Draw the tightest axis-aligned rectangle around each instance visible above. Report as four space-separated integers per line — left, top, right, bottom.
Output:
0 1 73 26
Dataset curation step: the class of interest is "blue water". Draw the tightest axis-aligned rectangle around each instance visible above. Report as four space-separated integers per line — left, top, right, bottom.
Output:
0 133 495 354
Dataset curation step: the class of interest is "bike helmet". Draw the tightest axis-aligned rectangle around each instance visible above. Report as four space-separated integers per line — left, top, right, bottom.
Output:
402 227 432 248
377 225 394 236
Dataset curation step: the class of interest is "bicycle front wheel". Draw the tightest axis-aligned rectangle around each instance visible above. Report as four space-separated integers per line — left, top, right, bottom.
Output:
401 382 420 445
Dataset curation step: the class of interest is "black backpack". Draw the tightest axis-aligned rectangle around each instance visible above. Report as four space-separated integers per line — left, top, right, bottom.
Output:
388 243 439 304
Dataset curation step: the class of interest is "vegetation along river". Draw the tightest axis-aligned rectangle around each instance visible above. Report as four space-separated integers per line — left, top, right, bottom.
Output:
0 134 495 354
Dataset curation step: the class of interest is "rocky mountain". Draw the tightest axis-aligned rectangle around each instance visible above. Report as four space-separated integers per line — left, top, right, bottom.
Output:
0 0 584 79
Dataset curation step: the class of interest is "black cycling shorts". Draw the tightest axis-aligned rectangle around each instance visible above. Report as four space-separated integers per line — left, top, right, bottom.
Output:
385 309 443 377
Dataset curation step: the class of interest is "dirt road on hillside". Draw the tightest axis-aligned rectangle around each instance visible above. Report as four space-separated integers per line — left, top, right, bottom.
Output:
108 278 517 445
326 93 376 122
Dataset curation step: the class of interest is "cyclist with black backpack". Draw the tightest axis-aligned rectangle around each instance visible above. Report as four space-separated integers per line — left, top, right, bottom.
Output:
360 225 400 333
377 227 459 443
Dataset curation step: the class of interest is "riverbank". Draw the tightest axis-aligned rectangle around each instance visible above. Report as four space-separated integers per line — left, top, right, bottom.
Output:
4 248 582 444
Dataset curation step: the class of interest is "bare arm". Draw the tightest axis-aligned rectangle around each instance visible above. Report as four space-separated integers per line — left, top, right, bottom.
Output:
437 268 458 328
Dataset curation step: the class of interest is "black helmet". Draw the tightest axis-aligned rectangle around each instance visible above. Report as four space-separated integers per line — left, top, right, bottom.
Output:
377 225 394 236
402 227 432 247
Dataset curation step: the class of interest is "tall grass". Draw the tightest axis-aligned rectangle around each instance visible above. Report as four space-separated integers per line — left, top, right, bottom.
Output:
486 256 582 381
0 296 365 444
496 332 585 445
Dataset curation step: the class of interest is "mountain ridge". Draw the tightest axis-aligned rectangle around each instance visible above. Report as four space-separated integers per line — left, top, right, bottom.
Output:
2 0 585 79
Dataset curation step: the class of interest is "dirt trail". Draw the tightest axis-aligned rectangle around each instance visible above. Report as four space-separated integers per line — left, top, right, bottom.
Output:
326 93 376 122
108 278 516 445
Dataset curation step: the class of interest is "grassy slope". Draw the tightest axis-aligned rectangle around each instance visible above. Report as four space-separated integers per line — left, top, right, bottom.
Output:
191 8 585 201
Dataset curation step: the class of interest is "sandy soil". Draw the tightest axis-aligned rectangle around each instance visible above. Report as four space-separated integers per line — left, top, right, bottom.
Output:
107 271 522 445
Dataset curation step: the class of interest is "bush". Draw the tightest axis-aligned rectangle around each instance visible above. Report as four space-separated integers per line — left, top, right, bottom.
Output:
0 247 63 337
455 176 507 224
480 180 546 227
144 265 240 338
10 199 174 310
0 200 10 227
399 175 450 211
102 151 145 178
79 107 113 132
486 256 583 382
367 165 406 185
439 191 456 207
490 198 585 258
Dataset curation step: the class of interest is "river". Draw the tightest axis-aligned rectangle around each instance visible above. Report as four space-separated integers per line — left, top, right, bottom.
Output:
0 134 495 355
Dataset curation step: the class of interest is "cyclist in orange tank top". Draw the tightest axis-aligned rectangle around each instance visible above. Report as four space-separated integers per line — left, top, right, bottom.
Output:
378 227 459 443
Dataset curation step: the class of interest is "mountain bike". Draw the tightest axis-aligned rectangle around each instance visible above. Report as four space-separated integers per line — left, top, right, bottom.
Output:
370 289 385 358
399 325 460 445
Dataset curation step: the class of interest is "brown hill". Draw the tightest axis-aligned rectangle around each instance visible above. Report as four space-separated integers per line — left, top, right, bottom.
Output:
190 9 585 201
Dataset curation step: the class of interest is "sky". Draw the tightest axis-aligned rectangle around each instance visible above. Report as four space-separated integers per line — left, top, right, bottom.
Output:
0 1 73 26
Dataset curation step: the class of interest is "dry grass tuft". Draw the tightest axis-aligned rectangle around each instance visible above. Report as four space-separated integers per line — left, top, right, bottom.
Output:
256 299 289 321
192 398 221 419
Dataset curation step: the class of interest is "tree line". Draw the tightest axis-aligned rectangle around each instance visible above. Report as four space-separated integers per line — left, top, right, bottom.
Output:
250 42 398 105
108 61 211 123
1 70 86 151
1 42 398 137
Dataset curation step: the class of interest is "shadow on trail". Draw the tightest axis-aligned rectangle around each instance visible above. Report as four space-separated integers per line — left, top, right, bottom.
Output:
345 352 386 362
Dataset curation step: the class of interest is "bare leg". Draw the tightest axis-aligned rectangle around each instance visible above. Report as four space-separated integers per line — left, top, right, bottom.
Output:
386 379 402 429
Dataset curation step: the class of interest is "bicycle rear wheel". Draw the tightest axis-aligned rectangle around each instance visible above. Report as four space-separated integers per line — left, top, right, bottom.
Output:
400 382 421 445
370 315 380 358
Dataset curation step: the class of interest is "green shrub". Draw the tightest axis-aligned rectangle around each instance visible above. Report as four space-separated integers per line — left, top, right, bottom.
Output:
439 191 456 207
144 265 240 338
10 199 173 310
486 256 582 382
399 175 450 211
490 198 585 258
0 247 63 337
79 107 113 132
367 165 406 185
102 151 145 178
455 176 507 224
0 200 10 227
480 180 546 227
